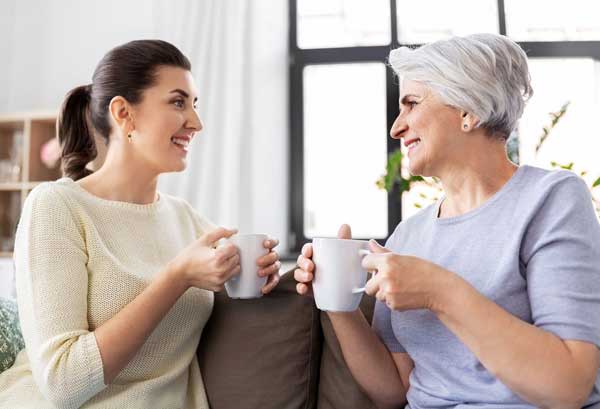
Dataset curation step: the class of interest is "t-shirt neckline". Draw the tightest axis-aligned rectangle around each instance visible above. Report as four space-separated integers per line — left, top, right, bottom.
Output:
433 165 528 225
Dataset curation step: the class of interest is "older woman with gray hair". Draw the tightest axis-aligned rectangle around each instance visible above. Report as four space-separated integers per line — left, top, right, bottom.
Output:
295 33 600 408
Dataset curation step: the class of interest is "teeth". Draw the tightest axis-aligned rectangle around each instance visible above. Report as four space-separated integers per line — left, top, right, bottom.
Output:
171 137 189 148
408 139 421 149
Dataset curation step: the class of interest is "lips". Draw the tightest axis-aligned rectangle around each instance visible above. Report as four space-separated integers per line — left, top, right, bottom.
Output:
405 137 421 150
171 134 193 149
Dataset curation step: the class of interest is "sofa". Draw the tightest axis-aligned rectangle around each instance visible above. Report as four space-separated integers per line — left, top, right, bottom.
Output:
198 270 377 409
0 270 377 409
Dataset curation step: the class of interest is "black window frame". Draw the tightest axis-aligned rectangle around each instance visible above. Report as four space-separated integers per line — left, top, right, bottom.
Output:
288 0 600 254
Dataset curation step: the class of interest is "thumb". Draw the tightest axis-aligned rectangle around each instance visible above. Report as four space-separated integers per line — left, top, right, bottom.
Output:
337 224 352 240
369 239 390 254
202 227 238 246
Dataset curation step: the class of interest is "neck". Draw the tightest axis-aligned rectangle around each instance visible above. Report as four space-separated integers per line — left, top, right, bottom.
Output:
78 145 159 205
437 137 517 218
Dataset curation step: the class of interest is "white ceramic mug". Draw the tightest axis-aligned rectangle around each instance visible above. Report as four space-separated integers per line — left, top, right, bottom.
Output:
224 234 269 299
312 238 371 312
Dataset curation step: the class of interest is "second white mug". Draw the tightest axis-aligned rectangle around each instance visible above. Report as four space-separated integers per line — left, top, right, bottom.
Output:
312 238 371 312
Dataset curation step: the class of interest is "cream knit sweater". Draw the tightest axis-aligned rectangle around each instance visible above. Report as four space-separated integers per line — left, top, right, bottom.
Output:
0 178 215 409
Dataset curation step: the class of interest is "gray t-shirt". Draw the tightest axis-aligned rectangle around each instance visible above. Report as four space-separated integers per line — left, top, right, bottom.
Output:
373 165 600 408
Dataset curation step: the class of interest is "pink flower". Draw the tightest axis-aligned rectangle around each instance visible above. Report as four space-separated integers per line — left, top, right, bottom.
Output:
40 137 61 169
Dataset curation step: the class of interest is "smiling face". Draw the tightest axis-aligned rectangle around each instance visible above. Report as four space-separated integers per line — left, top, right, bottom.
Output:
128 65 203 173
389 79 466 177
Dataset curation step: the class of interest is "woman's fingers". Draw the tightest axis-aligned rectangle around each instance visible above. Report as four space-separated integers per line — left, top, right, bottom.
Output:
263 238 280 250
220 253 241 277
201 227 238 246
257 250 279 268
215 243 238 262
258 261 281 277
295 255 314 273
261 272 281 294
301 243 313 258
294 268 313 283
296 282 313 296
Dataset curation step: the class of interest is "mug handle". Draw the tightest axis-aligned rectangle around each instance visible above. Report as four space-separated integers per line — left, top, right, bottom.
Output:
352 249 375 294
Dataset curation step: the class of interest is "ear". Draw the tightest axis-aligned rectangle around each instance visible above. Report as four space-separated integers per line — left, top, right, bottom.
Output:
108 96 135 136
460 110 479 132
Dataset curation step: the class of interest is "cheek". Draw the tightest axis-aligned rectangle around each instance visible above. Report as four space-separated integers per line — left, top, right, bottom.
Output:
140 112 183 141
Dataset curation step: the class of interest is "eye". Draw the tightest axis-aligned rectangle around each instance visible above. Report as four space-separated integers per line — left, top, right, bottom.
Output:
407 100 418 108
173 99 185 108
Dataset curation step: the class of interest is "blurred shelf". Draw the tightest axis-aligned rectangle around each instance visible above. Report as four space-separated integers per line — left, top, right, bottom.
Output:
0 181 47 191
0 183 23 191
0 111 57 123
1 112 59 257
23 181 45 190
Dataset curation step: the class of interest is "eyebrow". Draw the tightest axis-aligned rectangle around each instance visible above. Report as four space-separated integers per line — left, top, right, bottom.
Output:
400 94 420 105
170 88 198 103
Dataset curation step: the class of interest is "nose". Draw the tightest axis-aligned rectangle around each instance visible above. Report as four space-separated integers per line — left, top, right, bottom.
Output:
389 111 408 140
186 108 203 132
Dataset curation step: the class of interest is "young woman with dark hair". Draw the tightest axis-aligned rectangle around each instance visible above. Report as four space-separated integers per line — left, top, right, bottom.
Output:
0 39 281 409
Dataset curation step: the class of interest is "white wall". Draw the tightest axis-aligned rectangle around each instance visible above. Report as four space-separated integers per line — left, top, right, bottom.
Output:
0 0 289 255
0 0 157 113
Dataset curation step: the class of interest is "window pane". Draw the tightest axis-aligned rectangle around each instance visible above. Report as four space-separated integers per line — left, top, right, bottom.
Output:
396 0 498 43
519 58 600 189
303 63 388 238
297 0 391 49
505 0 600 41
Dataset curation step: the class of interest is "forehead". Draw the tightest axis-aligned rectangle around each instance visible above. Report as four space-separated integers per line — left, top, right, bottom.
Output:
150 66 198 97
399 78 429 98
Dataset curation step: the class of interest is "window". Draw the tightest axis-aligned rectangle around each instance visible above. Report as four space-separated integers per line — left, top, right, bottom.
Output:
303 63 389 238
289 0 600 253
297 0 391 48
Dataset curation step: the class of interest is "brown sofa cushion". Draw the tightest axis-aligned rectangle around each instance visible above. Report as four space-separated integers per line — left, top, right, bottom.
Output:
317 294 377 409
198 271 321 409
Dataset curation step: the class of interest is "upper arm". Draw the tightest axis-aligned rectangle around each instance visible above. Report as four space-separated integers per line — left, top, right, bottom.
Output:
522 176 600 347
14 185 106 406
373 299 414 392
16 186 90 340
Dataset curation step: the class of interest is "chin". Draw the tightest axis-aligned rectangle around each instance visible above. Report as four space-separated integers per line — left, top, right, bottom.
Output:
163 161 187 173
407 161 424 177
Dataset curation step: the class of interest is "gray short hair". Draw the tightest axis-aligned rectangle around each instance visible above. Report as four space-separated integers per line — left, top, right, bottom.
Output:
389 33 533 138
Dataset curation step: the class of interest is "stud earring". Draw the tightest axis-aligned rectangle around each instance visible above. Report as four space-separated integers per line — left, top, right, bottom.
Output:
463 124 468 130
128 133 132 142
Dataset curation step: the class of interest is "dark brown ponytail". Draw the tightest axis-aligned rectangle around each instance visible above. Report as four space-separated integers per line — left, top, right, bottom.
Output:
58 84 95 180
57 40 192 181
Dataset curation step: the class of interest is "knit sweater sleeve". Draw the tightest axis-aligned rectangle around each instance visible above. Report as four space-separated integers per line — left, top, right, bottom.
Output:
14 184 106 409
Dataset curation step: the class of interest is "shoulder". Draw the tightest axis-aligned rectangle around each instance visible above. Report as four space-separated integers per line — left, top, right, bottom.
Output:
24 179 75 214
157 193 217 235
518 165 591 205
18 180 85 239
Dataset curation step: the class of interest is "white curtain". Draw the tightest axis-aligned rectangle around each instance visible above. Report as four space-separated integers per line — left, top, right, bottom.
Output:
153 0 289 252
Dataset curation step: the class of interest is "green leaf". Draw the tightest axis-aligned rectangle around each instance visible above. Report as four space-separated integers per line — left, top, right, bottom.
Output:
560 162 574 170
593 177 600 188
